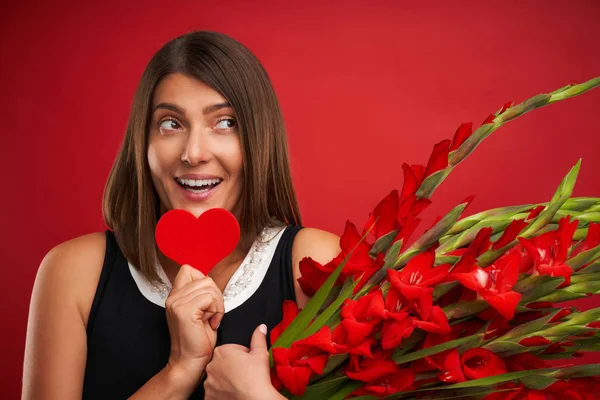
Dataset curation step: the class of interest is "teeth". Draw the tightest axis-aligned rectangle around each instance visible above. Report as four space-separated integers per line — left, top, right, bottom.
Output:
177 178 222 187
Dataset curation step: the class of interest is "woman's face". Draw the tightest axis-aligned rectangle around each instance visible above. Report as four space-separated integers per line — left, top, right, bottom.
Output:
148 73 243 218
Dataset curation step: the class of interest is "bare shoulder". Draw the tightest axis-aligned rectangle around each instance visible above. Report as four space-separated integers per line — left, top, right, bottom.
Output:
291 227 341 265
290 227 341 308
23 232 108 398
36 232 107 325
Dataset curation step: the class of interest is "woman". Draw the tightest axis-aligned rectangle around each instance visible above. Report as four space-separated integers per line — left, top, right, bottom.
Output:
22 31 340 399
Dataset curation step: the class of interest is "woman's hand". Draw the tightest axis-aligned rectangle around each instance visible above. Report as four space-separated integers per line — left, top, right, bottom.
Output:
204 324 284 400
164 264 224 389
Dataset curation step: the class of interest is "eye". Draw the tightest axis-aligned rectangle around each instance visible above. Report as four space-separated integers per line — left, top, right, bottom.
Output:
158 119 182 134
215 118 237 131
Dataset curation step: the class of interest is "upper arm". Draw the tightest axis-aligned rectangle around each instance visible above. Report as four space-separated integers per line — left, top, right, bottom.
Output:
291 227 341 309
22 232 106 400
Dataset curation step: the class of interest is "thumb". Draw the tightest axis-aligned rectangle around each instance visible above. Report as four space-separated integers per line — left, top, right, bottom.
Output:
172 264 205 289
250 324 268 353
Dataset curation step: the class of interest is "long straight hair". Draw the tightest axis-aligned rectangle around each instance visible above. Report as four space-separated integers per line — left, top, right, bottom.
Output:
103 31 301 283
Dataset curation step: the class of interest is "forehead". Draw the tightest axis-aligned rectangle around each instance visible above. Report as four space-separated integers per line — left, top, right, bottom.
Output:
152 73 227 108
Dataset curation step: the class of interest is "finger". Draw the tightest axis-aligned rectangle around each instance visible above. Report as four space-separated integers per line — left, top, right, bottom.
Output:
178 292 224 324
170 282 223 307
172 264 205 290
209 312 224 331
169 274 223 300
249 324 268 353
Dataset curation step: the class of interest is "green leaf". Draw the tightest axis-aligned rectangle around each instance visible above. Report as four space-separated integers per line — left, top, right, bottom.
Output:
433 281 459 301
448 123 494 166
328 380 364 400
272 250 352 350
293 376 349 400
435 255 459 266
521 375 558 390
489 309 563 342
394 202 468 270
301 276 360 339
443 300 488 319
416 167 453 199
518 276 564 304
568 245 600 270
576 261 600 274
483 341 532 356
370 230 398 258
434 368 557 390
392 333 483 364
552 364 600 379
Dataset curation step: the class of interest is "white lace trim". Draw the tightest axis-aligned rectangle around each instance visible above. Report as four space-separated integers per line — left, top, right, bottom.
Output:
127 226 286 313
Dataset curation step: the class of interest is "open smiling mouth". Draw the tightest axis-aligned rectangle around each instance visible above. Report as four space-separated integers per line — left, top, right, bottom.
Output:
175 177 223 194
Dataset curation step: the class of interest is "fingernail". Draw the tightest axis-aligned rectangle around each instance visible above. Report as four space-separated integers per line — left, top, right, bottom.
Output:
259 324 267 335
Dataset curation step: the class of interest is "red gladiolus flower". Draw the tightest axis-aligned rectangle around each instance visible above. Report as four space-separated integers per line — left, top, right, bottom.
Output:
365 190 401 241
298 221 384 296
453 249 522 320
271 327 337 396
504 353 550 371
297 257 336 297
518 336 552 346
425 139 451 178
345 351 399 382
571 221 600 258
387 248 449 319
439 349 466 383
353 369 415 397
331 325 375 357
492 219 528 250
449 122 473 152
364 189 429 249
448 227 493 276
461 348 507 380
340 290 387 346
518 216 578 287
270 300 299 345
381 286 415 349
412 305 451 335
527 205 545 221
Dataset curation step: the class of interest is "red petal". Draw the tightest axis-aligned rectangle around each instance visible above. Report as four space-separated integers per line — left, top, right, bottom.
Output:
425 139 451 178
275 365 312 396
482 114 495 125
494 250 521 290
271 300 299 345
461 348 507 379
439 349 466 383
341 319 375 346
297 257 334 297
381 317 416 349
449 122 473 152
519 336 552 346
400 164 424 200
293 326 336 353
537 262 573 286
557 216 579 262
572 222 600 257
492 219 528 250
366 190 400 240
482 291 522 321
345 358 400 382
526 205 545 221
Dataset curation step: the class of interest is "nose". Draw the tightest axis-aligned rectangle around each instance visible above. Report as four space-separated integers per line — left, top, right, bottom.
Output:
180 128 212 166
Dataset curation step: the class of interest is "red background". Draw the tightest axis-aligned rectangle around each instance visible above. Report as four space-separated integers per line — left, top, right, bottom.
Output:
2 1 600 397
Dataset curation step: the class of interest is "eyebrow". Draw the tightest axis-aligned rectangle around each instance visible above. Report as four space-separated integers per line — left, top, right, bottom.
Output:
152 102 233 116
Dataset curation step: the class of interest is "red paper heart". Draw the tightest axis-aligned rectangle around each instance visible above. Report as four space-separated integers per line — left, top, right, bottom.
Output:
155 208 241 275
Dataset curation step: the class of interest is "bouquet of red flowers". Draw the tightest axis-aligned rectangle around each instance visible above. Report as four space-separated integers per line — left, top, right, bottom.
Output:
267 77 600 399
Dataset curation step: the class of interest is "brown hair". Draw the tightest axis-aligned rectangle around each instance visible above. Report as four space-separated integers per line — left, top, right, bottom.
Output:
102 31 301 283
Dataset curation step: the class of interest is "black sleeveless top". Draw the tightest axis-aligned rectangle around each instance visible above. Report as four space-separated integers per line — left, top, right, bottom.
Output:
82 226 302 399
